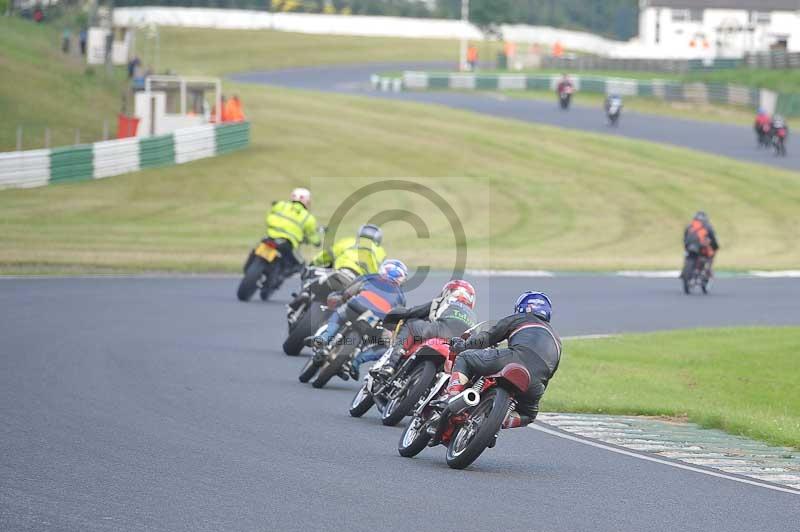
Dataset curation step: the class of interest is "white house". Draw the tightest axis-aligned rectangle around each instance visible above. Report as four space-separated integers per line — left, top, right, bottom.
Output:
638 0 800 57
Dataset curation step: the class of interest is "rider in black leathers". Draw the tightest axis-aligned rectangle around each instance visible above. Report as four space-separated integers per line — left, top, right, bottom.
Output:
448 292 561 429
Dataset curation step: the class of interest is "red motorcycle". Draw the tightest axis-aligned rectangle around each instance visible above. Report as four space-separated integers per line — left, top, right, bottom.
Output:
773 127 788 157
397 323 533 469
349 321 451 426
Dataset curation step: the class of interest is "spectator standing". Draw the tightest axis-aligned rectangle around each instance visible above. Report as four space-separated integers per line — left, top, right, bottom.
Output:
79 28 88 56
466 44 478 71
127 56 141 79
224 94 245 122
62 28 71 54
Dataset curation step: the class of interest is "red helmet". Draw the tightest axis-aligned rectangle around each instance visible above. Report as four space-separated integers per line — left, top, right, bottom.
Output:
440 279 476 309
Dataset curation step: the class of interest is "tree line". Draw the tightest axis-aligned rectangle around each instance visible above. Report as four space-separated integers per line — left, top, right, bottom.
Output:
112 0 640 40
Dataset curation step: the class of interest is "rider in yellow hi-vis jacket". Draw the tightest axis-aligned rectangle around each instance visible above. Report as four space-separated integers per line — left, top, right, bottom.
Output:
265 188 321 275
311 224 386 277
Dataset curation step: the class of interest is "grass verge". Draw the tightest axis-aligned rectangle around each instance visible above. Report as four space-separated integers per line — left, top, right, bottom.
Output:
546 327 800 449
2 83 800 273
0 17 126 151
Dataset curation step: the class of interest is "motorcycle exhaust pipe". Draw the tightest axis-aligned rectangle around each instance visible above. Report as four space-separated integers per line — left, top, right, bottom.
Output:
445 389 480 416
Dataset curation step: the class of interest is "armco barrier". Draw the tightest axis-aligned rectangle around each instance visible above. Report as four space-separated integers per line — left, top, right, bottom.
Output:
0 149 51 189
397 72 779 113
0 122 249 190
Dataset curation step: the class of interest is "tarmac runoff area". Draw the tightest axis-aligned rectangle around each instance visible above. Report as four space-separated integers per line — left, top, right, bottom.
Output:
2 274 799 530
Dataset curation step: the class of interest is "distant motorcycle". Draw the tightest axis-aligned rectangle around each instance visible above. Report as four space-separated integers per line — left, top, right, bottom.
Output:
397 322 532 470
606 97 622 126
237 238 291 302
349 321 451 426
773 126 788 157
558 86 573 110
680 252 712 295
298 307 383 389
756 123 772 149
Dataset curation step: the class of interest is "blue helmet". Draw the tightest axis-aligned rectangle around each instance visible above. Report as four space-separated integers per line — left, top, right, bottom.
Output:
515 291 552 322
379 259 408 285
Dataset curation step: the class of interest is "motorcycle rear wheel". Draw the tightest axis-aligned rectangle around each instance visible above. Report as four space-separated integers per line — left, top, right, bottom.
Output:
349 383 375 417
237 257 266 301
445 387 509 470
283 303 327 356
381 360 437 427
398 415 431 458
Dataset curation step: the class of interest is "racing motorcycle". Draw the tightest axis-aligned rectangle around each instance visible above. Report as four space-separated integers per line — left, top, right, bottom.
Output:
298 307 384 389
349 320 451 427
757 123 772 149
606 97 622 126
558 85 573 110
397 322 532 470
237 238 288 302
282 267 336 356
681 252 712 295
773 126 788 157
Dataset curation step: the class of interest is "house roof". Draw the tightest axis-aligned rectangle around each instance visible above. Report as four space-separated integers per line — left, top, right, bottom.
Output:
642 0 800 10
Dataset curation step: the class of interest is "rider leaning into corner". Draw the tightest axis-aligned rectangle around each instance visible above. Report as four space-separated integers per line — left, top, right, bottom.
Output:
447 291 562 429
306 259 409 376
364 280 478 378
682 211 719 279
262 188 321 276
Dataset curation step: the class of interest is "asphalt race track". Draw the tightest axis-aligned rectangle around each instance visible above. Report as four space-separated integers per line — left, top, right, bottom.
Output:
2 275 799 531
232 62 799 172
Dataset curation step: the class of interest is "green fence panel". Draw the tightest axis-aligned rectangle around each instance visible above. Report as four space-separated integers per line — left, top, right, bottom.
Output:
526 76 551 91
579 77 606 94
637 80 654 97
663 83 684 101
49 145 93 184
776 93 800 117
215 122 251 154
139 134 175 169
428 75 449 89
706 83 729 104
475 76 499 90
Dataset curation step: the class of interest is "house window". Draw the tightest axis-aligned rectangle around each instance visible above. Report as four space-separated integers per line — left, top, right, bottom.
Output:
672 9 703 22
750 11 771 25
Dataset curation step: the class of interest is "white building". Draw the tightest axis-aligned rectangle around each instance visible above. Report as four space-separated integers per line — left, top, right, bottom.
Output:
639 0 800 57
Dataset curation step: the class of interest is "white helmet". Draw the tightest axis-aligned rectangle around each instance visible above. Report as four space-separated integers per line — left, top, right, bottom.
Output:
290 187 311 208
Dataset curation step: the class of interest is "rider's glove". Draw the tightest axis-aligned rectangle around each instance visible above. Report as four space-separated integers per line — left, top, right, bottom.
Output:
450 337 467 354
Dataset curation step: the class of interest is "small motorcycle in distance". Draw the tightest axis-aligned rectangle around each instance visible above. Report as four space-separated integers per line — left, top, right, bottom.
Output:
757 123 772 148
773 126 788 157
397 322 534 470
680 252 712 295
558 85 574 110
606 96 623 126
349 321 451 427
237 238 289 302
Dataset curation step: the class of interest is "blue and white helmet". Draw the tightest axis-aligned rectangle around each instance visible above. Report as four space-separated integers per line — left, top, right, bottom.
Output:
515 291 552 322
379 259 408 285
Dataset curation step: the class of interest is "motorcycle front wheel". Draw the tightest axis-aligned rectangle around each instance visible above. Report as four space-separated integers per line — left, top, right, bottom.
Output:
237 257 266 301
312 335 358 389
398 415 432 458
381 359 437 427
298 356 322 383
445 387 509 470
349 382 375 418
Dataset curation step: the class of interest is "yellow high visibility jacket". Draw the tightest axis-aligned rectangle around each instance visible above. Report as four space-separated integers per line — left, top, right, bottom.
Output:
265 201 320 248
311 236 386 276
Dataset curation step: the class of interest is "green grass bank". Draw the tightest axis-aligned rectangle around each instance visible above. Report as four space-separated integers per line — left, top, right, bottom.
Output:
546 327 800 449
